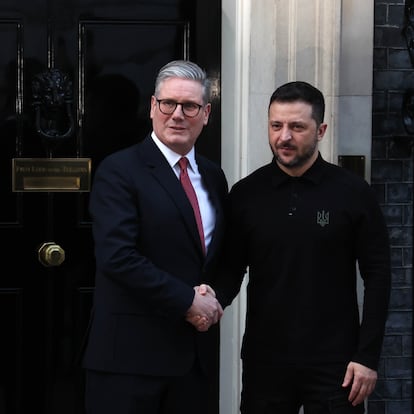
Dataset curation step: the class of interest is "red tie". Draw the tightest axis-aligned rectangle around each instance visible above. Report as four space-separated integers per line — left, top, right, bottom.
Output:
178 157 206 255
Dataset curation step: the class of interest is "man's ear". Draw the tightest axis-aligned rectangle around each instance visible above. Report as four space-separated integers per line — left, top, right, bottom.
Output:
317 123 328 141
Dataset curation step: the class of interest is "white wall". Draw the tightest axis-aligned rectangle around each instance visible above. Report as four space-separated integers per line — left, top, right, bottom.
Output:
220 1 373 412
338 0 374 181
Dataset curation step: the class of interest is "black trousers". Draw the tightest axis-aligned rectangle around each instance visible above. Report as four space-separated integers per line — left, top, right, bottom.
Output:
240 361 366 414
85 362 211 414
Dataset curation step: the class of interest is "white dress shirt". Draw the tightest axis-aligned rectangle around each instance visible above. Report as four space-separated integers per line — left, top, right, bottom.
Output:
151 132 216 252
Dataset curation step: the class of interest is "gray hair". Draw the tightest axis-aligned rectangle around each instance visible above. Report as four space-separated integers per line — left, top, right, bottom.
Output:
154 60 211 105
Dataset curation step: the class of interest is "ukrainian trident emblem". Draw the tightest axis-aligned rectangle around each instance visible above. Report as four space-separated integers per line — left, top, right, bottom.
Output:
317 210 329 227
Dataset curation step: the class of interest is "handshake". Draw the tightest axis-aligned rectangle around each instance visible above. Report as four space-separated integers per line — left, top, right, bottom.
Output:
186 284 224 332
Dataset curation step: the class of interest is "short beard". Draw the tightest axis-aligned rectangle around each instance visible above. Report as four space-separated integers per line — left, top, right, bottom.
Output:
273 139 318 169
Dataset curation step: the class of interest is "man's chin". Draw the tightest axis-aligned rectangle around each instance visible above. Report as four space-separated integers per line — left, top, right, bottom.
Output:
276 153 298 167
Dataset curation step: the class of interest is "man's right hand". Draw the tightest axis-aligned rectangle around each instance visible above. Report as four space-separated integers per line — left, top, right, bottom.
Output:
186 284 223 331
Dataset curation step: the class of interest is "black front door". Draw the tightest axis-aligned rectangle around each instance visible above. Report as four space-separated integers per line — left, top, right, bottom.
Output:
0 1 221 413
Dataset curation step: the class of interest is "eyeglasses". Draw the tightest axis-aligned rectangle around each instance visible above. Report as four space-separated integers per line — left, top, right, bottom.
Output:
156 99 203 118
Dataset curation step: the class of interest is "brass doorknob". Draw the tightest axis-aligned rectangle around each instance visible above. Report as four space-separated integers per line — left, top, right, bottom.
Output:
38 242 65 267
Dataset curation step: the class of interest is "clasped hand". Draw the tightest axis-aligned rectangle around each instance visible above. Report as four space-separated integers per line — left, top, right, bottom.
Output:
186 284 223 332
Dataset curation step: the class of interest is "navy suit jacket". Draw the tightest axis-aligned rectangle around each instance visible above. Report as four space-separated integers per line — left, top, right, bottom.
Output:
82 135 228 377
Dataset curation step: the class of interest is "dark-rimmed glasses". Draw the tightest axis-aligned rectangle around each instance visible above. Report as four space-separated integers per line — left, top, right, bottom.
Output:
156 99 203 118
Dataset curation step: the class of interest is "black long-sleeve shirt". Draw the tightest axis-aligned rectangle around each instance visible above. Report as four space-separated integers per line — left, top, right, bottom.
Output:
216 153 391 370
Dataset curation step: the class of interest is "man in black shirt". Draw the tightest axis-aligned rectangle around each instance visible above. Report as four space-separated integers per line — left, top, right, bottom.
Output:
196 81 391 414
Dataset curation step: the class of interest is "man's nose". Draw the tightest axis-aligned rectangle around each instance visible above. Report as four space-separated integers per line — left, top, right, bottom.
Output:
172 103 185 117
280 127 292 141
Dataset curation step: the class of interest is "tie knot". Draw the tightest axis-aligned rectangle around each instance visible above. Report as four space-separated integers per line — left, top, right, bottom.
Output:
178 157 189 171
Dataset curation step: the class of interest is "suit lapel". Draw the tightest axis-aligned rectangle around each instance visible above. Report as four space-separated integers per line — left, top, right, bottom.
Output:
138 136 205 256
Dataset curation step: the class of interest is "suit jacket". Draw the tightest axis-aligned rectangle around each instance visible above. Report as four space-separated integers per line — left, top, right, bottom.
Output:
82 135 228 377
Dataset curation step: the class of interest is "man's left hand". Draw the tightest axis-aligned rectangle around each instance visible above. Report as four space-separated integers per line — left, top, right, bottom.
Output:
342 361 377 406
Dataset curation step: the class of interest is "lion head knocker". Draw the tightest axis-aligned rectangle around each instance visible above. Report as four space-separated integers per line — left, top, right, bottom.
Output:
32 68 75 154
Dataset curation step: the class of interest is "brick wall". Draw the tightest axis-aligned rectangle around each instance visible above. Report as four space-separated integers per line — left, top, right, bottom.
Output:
371 1 413 413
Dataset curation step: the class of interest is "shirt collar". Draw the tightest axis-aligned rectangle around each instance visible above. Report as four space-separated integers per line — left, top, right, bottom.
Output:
151 131 196 171
271 152 325 187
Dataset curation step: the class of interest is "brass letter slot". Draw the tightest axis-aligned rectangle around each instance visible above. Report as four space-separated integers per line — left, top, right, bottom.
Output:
12 158 91 192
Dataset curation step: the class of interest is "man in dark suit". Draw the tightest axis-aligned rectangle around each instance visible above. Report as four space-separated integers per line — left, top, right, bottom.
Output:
82 60 228 414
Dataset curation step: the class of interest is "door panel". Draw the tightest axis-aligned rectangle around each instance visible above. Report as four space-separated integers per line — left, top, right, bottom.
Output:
0 1 221 413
